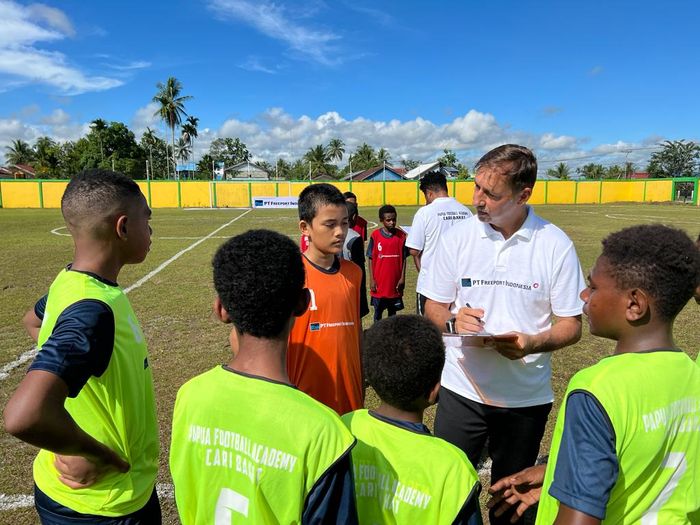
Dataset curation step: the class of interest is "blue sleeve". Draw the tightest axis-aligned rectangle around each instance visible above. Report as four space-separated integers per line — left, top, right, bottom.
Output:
366 236 374 259
302 448 358 524
28 299 115 398
34 294 48 320
451 484 483 525
549 390 618 520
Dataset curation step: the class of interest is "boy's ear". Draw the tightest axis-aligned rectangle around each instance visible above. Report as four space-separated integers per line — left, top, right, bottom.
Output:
115 214 128 240
294 288 311 317
427 381 441 406
213 296 232 323
626 288 650 322
299 219 310 236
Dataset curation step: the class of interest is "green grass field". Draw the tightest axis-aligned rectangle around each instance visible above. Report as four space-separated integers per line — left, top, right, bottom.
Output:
0 203 698 523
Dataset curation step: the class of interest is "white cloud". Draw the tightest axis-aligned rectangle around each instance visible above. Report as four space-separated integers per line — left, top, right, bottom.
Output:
40 108 70 125
238 56 278 74
107 60 151 71
0 0 122 94
588 65 603 77
539 133 578 150
207 0 343 66
131 102 162 138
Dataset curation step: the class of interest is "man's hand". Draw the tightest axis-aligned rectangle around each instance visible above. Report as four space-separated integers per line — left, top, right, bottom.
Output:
55 448 129 489
486 332 536 360
487 464 546 523
370 281 377 293
455 306 485 333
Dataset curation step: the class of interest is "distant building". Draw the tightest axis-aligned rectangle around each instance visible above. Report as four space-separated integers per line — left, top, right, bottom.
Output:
403 161 456 180
629 172 650 179
0 164 36 179
224 161 270 180
342 165 406 181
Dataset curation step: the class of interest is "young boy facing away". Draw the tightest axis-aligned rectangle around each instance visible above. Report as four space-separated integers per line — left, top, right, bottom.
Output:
488 224 700 524
367 204 407 322
3 169 160 523
344 191 368 242
288 183 363 415
342 201 370 318
342 315 482 524
169 230 358 524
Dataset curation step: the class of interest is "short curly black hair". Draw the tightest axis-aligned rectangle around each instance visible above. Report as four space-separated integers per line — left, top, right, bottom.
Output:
62 169 143 231
363 315 445 411
419 171 448 193
298 183 346 223
601 224 700 320
212 229 305 338
378 204 396 220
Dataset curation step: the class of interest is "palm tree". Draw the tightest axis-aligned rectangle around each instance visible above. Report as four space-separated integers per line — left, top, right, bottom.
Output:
326 138 345 163
304 145 331 178
181 116 199 179
546 162 571 180
90 119 108 163
142 127 159 179
353 143 376 170
5 139 35 165
153 77 193 179
174 137 192 169
377 148 391 164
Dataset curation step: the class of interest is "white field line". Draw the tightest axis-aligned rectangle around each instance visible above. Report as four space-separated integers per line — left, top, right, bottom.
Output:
0 483 175 511
1 209 252 383
123 209 251 294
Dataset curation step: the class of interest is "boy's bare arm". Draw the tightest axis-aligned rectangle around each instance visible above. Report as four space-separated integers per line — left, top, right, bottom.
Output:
4 370 129 483
367 258 376 292
22 307 42 343
409 248 422 272
554 505 600 525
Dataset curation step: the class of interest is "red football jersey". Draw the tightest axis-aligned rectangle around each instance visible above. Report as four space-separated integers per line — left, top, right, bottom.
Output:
352 215 368 241
367 229 406 299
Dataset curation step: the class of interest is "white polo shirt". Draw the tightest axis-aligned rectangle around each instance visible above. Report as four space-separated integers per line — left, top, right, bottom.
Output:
406 197 472 296
423 207 585 408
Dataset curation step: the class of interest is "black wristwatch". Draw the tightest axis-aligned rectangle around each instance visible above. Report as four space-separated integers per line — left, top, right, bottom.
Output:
445 317 457 334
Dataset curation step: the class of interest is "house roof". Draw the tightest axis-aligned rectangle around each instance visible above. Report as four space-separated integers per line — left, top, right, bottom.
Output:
224 160 267 173
403 161 441 180
343 165 405 181
12 164 36 175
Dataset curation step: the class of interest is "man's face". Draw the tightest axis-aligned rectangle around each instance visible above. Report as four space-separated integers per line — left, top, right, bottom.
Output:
472 167 530 230
580 256 626 339
380 212 397 232
301 203 348 256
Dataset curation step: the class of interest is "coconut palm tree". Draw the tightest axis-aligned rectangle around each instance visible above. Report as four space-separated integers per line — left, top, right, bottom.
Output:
377 148 391 164
546 162 571 180
90 119 108 164
326 138 345 163
174 137 192 173
5 139 35 165
303 145 331 178
142 127 159 179
152 77 192 178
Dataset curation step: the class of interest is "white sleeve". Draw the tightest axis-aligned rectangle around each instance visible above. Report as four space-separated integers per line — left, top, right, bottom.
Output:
421 231 459 304
550 242 586 317
405 208 425 251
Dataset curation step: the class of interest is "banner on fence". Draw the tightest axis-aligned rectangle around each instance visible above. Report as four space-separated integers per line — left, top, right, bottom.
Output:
252 196 299 208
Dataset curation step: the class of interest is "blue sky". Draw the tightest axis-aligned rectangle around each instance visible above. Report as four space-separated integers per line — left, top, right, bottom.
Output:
1 0 698 171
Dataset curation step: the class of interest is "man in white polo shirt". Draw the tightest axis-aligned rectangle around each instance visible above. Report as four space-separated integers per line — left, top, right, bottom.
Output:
406 171 472 315
423 144 585 525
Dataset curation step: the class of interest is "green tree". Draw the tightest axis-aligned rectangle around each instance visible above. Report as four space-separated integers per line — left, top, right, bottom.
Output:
140 128 168 179
647 140 700 178
351 143 377 171
90 118 108 164
546 162 571 180
209 137 250 168
33 136 61 178
456 163 471 180
439 148 458 167
577 163 606 179
5 139 35 165
376 148 391 164
304 144 332 177
400 159 420 171
275 158 292 179
153 77 193 178
326 138 345 163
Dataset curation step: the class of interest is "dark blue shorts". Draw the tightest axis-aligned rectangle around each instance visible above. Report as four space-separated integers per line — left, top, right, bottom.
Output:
34 485 161 525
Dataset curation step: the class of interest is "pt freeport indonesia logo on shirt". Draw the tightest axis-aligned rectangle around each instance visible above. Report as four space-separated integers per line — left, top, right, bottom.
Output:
461 277 539 291
310 321 355 332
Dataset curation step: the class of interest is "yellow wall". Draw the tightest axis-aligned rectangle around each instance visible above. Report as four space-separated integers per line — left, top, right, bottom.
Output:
546 181 577 204
1 181 41 208
149 182 179 208
576 181 601 204
644 180 673 202
454 181 475 205
214 183 249 207
600 181 644 203
181 182 212 208
352 182 384 206
385 182 418 206
40 181 68 208
0 179 695 208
